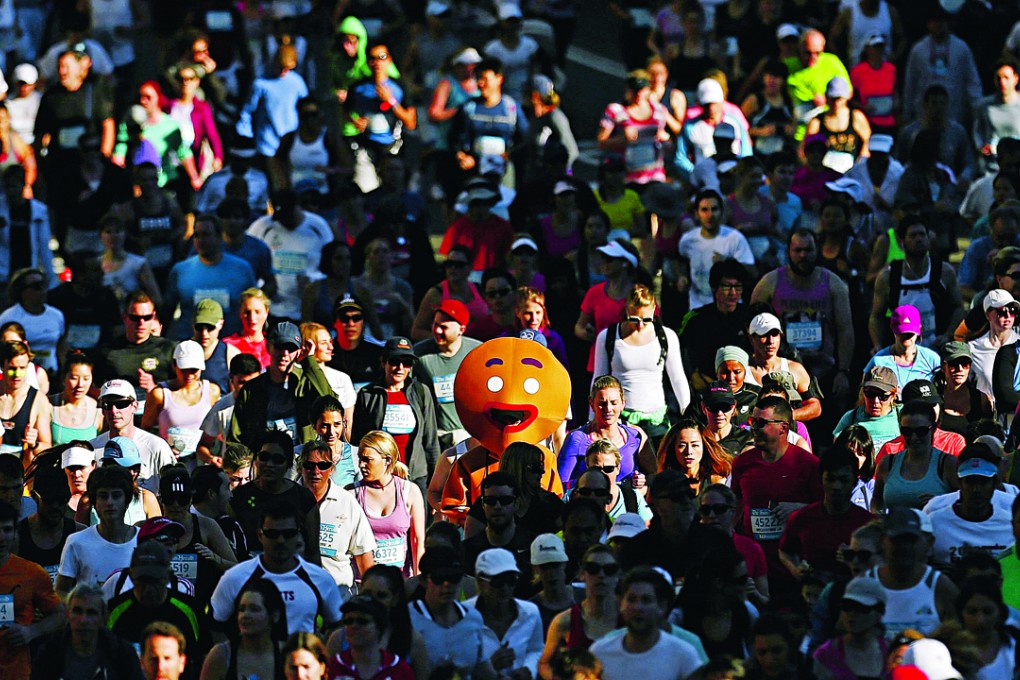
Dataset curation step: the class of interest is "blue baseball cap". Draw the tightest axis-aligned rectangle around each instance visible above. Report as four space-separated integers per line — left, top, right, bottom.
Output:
102 436 142 468
957 457 998 479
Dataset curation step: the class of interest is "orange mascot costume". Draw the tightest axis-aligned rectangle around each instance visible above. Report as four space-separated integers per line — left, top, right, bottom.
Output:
440 337 569 523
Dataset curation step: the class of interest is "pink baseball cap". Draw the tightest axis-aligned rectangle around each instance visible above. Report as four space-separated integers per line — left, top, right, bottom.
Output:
890 305 922 336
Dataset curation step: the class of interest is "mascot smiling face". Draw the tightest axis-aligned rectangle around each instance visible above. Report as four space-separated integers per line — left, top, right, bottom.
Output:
454 337 570 452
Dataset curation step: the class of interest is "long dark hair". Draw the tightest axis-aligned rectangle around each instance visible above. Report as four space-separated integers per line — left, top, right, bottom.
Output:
361 565 413 657
236 579 288 643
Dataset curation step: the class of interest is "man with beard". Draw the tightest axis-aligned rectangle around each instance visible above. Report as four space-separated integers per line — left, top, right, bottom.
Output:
871 216 964 352
679 259 750 390
750 228 854 408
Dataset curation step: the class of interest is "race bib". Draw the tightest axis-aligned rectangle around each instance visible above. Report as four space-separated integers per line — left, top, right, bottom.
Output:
167 427 202 456
0 593 13 624
194 289 231 312
58 125 86 149
786 320 823 350
146 244 174 268
268 417 298 441
822 150 856 174
382 404 415 435
274 250 307 276
170 553 199 580
66 324 101 348
373 536 406 567
474 135 506 158
869 95 893 117
320 522 339 557
750 507 785 541
0 444 21 456
45 564 58 585
433 374 456 404
368 114 391 135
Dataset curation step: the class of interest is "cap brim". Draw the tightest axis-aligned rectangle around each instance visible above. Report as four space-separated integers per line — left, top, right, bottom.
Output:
842 595 880 607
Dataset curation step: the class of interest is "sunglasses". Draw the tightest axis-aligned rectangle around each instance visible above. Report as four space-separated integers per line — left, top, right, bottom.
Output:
482 495 515 506
750 417 786 430
302 460 333 471
704 402 734 414
626 316 653 324
995 307 1018 318
387 358 413 368
339 313 363 324
840 600 878 614
900 425 933 439
947 359 971 369
592 464 617 474
699 503 732 516
261 527 300 540
485 288 513 299
126 313 155 322
194 323 216 333
863 389 892 401
527 462 546 473
429 572 460 585
582 562 620 576
479 573 518 588
368 52 390 61
574 487 610 498
841 549 875 563
444 260 469 269
101 398 134 410
758 329 782 338
257 451 289 465
23 281 45 291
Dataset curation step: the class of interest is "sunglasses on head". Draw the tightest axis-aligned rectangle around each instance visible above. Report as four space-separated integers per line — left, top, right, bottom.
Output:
101 398 134 410
257 451 289 465
582 562 620 576
482 495 515 506
261 527 300 540
339 313 363 324
699 503 732 516
126 312 155 322
302 460 333 471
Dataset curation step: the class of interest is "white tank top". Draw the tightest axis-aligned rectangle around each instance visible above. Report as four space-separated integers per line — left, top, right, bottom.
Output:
868 565 942 641
897 259 937 347
289 129 330 194
848 1 893 66
745 357 791 387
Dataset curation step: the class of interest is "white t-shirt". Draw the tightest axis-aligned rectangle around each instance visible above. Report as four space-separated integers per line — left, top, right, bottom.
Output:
482 36 539 103
90 429 177 494
211 555 343 634
200 391 236 442
0 303 64 373
592 325 690 414
967 330 1019 400
247 212 332 320
58 525 139 587
315 482 376 588
678 226 755 308
929 504 1015 570
923 486 1019 515
591 630 702 680
322 365 356 409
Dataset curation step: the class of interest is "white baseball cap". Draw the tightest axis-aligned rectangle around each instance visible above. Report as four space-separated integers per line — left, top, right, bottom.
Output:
984 288 1018 312
697 78 725 104
608 513 647 540
498 2 523 20
530 534 568 565
869 134 893 154
748 313 782 336
13 63 37 85
453 47 482 65
173 340 206 370
596 240 638 269
99 379 136 401
900 639 962 680
476 548 520 576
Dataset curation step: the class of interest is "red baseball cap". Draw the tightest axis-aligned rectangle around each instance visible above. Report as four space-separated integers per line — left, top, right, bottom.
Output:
436 299 470 327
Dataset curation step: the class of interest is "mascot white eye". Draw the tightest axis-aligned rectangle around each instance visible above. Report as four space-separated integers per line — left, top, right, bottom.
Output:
523 378 540 395
487 376 504 393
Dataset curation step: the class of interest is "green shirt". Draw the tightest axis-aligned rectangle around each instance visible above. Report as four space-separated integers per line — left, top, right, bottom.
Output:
786 52 850 140
413 336 482 432
999 545 1020 610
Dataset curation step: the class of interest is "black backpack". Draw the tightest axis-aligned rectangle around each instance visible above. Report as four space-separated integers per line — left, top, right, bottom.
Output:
604 320 669 367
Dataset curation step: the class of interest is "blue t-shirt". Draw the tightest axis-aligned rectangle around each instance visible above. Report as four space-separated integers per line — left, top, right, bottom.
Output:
165 254 256 339
349 78 407 146
455 95 528 157
864 346 941 394
236 71 309 156
959 235 1020 290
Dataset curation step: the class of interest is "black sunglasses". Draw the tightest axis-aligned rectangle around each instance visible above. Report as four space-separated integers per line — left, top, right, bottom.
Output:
527 462 545 473
302 460 333 471
485 288 513 299
582 562 620 576
339 313 363 324
444 260 469 269
574 487 610 498
900 425 933 439
261 527 300 540
429 572 460 585
101 398 134 410
387 358 414 368
479 573 518 588
592 464 617 474
257 451 289 465
863 389 892 401
126 312 155 322
699 503 732 516
842 549 875 563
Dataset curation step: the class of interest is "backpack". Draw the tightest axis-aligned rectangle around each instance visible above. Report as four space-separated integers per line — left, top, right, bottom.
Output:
604 321 669 367
886 258 947 333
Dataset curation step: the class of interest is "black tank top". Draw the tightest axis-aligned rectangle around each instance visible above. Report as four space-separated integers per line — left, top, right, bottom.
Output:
2 386 36 448
16 516 77 573
179 512 217 605
204 341 230 393
226 639 284 680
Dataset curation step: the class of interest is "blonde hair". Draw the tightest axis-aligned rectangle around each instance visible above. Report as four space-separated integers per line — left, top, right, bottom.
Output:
300 322 328 342
239 287 271 311
515 286 551 329
274 44 298 72
359 431 408 479
585 438 622 467
627 284 656 312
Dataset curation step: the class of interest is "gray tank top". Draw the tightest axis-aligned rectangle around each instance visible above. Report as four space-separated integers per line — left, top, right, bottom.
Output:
883 449 951 510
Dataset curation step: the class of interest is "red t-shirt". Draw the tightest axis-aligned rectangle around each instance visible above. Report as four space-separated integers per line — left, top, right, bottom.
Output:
439 214 513 273
733 533 768 580
222 334 271 368
850 61 897 129
874 428 966 469
778 502 874 575
580 282 628 371
383 390 415 462
731 444 822 544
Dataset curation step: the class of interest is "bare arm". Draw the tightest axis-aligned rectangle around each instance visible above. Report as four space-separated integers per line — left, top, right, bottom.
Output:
538 610 571 680
939 264 966 346
353 551 375 575
408 481 426 574
139 386 164 432
304 504 322 566
411 287 441 342
869 268 890 352
872 455 891 513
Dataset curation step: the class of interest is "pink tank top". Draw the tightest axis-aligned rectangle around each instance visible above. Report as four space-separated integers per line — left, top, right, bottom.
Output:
356 478 413 576
158 381 212 457
441 280 490 322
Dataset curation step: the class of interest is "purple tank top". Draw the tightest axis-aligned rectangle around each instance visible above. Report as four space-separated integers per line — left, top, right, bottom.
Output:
356 478 413 576
772 266 836 369
441 280 490 323
558 422 642 487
